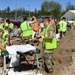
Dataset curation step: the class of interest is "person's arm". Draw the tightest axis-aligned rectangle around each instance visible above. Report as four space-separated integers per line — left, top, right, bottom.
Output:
44 26 54 40
44 30 53 40
5 37 11 46
27 17 36 24
57 22 59 26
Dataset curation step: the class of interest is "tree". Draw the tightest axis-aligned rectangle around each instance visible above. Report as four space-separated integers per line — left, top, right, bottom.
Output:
66 2 75 12
34 8 37 16
6 6 11 18
41 0 62 18
6 6 10 13
17 8 25 18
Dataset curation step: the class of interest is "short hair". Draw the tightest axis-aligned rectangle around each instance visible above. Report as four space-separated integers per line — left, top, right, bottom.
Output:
6 19 10 23
62 17 66 20
43 17 50 22
23 16 27 21
31 18 34 21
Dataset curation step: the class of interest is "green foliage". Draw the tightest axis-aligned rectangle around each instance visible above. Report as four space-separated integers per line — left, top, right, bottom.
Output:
0 1 75 19
66 1 75 12
41 0 62 18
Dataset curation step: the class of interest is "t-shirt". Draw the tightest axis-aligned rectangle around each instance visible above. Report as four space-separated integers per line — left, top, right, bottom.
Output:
50 20 55 26
32 22 40 31
47 25 55 36
40 23 44 28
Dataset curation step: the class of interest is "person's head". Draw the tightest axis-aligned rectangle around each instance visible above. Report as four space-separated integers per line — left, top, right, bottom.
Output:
49 16 53 21
6 19 10 24
23 16 27 21
0 29 4 37
62 17 66 21
43 17 50 27
31 17 34 21
31 16 36 21
72 19 75 21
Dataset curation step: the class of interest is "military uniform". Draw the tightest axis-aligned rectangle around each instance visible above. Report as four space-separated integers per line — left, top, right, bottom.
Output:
42 25 57 72
0 38 4 66
0 29 5 66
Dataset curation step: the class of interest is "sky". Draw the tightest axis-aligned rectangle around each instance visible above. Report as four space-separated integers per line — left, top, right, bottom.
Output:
0 0 75 11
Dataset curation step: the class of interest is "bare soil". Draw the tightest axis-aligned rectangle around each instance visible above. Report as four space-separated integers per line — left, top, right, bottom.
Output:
1 28 75 75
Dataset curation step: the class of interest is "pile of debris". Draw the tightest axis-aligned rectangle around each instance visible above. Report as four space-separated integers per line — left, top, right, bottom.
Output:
53 29 75 75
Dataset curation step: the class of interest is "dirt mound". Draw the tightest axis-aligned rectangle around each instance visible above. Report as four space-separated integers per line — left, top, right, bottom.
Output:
53 29 75 75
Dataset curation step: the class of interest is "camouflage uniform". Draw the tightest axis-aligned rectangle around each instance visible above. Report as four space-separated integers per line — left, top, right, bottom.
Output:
0 38 3 67
43 49 54 72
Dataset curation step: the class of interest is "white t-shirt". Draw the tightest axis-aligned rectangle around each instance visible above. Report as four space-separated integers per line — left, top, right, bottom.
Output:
40 23 44 28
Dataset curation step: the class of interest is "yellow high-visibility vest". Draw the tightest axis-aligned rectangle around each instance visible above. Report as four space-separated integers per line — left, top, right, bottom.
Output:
20 21 33 36
43 25 57 50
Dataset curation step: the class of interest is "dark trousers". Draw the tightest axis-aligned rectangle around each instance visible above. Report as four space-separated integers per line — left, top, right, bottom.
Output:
60 31 66 39
60 31 62 39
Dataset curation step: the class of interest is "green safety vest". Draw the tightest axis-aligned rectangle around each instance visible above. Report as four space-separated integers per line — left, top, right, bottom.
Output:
58 21 63 31
9 23 14 29
43 25 57 50
0 38 5 56
59 21 67 32
0 23 4 30
2 31 9 41
20 21 33 36
62 21 67 32
4 23 9 29
73 21 75 26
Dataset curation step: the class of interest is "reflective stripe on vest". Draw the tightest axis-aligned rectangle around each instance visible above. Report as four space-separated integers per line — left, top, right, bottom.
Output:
9 23 14 29
21 21 33 36
4 23 8 29
59 21 63 31
22 22 32 32
43 25 57 50
2 31 9 41
62 21 67 32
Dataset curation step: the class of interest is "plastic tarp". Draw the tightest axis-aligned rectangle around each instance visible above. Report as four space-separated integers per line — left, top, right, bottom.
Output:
61 10 75 20
6 44 36 67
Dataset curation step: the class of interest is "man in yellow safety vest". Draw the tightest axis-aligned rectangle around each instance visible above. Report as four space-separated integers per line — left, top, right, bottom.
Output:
20 16 36 41
42 17 57 73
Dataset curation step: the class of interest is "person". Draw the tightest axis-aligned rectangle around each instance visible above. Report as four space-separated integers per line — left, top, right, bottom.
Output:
57 17 67 39
72 19 75 29
3 19 10 29
2 27 11 42
42 17 57 73
9 21 14 30
40 21 44 32
0 28 11 66
0 29 35 68
20 16 36 40
31 17 41 38
49 17 55 26
0 20 4 30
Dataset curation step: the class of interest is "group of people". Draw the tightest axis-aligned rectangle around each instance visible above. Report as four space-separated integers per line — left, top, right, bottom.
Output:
57 17 75 39
20 16 57 73
1 15 72 73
